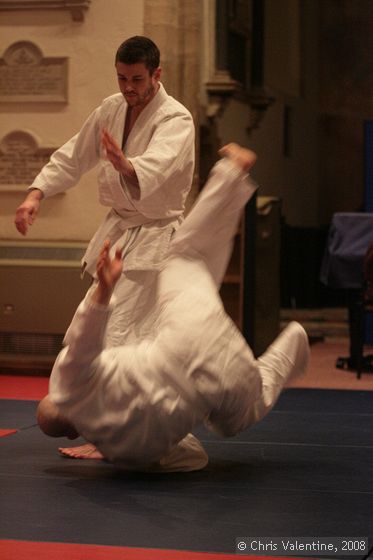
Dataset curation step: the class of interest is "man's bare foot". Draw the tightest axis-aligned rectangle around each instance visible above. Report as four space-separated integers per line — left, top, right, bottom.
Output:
58 443 104 460
219 142 257 172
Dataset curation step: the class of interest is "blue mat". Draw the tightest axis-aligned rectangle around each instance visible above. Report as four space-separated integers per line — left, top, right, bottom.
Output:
0 389 372 558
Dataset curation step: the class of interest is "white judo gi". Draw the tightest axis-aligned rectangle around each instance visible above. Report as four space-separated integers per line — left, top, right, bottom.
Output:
49 158 310 472
29 83 195 345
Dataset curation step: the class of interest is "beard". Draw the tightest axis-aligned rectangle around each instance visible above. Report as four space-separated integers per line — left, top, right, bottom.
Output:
142 84 155 100
125 83 157 107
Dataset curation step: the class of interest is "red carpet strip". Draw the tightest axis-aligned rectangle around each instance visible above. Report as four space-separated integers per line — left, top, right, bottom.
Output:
0 540 305 560
0 429 17 438
0 375 48 400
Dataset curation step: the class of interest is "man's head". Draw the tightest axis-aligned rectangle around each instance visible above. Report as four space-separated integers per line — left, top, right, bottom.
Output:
115 36 161 109
37 395 79 440
115 36 160 74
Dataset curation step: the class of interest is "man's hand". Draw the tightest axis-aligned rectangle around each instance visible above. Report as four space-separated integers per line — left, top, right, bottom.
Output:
101 129 126 173
101 129 138 186
14 189 44 236
92 240 123 306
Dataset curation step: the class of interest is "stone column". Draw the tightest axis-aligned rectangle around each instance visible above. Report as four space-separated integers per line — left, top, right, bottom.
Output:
144 0 201 205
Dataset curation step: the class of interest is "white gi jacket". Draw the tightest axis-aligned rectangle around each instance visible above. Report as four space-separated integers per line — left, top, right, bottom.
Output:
29 83 195 276
49 159 309 471
49 160 267 470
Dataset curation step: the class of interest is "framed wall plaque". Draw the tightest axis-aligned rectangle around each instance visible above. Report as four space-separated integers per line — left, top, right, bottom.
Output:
0 130 55 190
0 41 68 103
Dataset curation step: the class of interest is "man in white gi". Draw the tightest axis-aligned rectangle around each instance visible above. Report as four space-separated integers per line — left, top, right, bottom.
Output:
14 35 195 347
36 143 310 473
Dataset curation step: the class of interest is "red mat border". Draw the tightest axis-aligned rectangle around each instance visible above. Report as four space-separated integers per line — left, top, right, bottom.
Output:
0 376 48 400
0 540 306 560
0 429 17 438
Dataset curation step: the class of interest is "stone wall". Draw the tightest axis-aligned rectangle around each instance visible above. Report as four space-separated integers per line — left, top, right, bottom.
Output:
0 0 201 241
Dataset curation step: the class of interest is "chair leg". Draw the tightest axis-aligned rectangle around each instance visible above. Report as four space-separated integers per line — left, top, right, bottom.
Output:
347 289 364 377
355 299 365 380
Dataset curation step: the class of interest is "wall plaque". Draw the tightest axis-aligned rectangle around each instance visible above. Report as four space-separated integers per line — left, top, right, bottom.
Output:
0 41 68 102
0 130 55 190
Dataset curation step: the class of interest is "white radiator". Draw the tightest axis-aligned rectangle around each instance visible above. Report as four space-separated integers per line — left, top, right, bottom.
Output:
0 241 91 358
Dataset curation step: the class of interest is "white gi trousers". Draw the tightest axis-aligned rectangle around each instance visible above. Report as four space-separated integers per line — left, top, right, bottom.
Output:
49 158 309 472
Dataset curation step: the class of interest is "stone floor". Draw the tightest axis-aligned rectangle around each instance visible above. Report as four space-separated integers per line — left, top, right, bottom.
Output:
282 307 373 391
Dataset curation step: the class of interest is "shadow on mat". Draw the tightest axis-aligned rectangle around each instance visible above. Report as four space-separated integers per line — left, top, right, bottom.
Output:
43 456 308 485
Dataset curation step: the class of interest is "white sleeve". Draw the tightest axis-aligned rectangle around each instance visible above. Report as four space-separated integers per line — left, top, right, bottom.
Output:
29 106 102 198
49 297 114 403
170 159 258 286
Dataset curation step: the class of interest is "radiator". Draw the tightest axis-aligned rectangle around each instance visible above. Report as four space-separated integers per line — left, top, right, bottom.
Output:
0 241 91 359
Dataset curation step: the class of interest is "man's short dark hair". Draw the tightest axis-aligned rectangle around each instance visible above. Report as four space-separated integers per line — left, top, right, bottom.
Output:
115 36 160 74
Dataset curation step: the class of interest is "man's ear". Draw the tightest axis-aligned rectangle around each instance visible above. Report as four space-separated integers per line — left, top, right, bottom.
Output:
153 67 162 81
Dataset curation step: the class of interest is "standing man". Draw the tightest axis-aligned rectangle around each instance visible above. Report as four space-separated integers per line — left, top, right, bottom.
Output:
14 35 195 346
